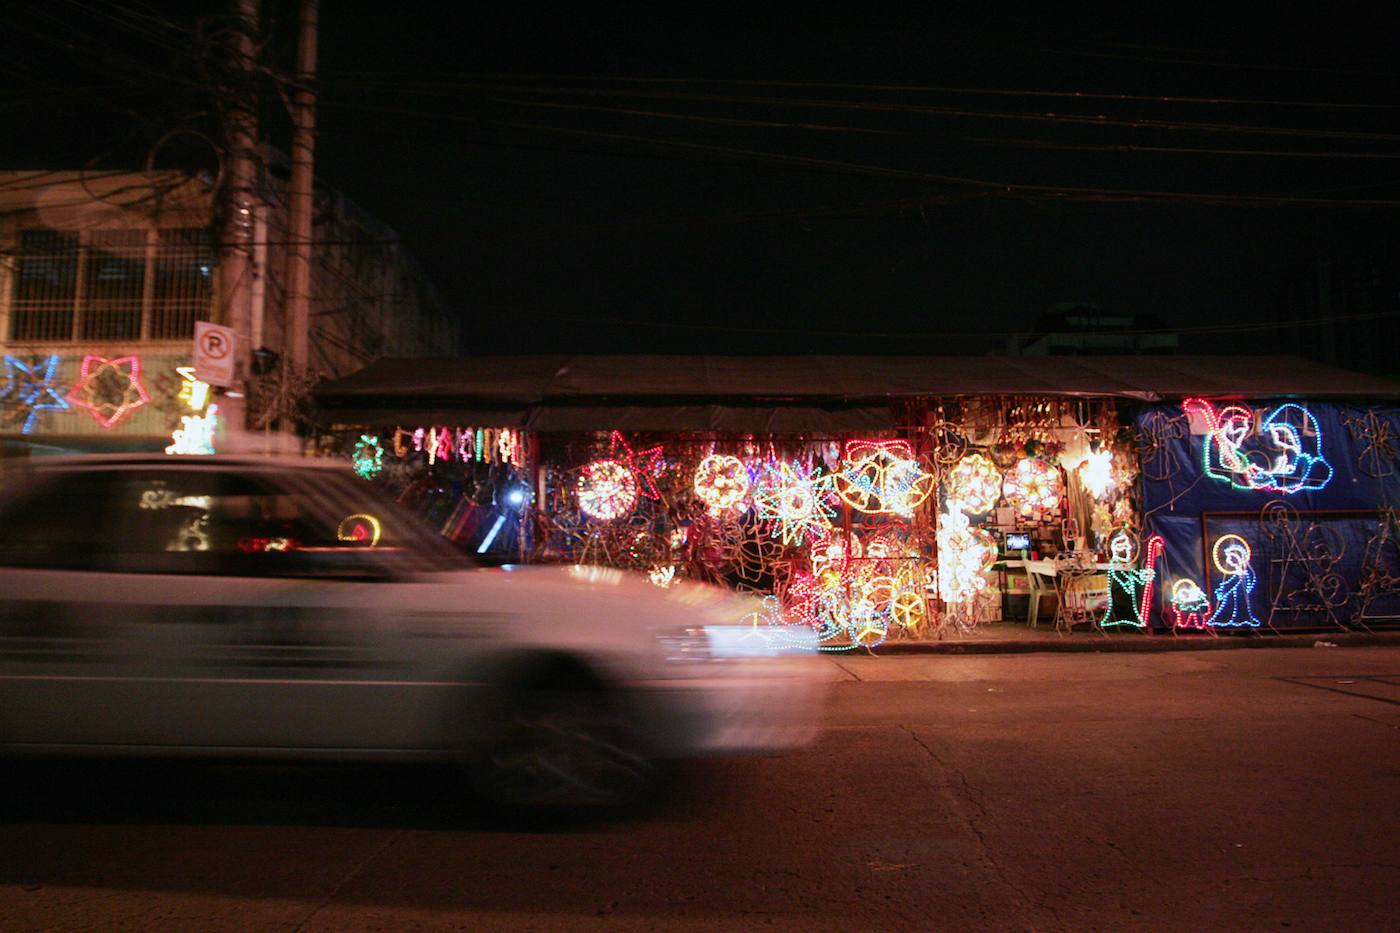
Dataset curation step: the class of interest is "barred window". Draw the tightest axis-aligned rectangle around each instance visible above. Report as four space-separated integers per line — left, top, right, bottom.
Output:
7 227 213 343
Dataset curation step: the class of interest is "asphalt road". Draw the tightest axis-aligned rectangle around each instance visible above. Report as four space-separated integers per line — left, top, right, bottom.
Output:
2 647 1398 931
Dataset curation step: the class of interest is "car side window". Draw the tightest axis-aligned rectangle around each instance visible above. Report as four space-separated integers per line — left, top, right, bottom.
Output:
0 472 122 570
103 470 390 580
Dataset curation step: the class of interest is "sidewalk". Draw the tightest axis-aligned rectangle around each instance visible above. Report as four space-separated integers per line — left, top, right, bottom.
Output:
863 621 1400 655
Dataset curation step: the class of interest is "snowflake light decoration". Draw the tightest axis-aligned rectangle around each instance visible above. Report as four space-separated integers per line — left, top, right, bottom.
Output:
693 454 750 516
1 354 69 434
67 355 150 429
835 439 934 516
1003 457 1063 516
752 461 834 546
352 434 385 479
1077 447 1115 499
945 453 1001 514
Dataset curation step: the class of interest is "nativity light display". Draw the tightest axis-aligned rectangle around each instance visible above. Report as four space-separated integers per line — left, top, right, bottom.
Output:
67 355 150 429
1 354 68 434
945 452 1001 514
1099 530 1164 630
1205 534 1261 628
692 454 751 516
752 461 835 546
1003 456 1063 517
1183 398 1332 495
1170 578 1211 630
835 439 933 517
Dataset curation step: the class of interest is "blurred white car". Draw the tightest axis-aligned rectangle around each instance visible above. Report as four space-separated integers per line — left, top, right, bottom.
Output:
0 455 824 807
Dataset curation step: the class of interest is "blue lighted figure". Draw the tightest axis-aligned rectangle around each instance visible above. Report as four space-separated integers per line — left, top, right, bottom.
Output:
1099 529 1164 630
1205 534 1261 628
1259 403 1332 494
1 354 69 434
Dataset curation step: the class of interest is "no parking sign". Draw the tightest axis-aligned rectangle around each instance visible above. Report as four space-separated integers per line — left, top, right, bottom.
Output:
192 321 236 387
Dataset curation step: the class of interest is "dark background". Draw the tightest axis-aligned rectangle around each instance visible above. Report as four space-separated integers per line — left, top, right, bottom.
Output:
5 3 1399 370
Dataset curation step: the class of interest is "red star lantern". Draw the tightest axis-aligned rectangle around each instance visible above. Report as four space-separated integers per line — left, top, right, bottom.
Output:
609 430 664 501
67 355 151 429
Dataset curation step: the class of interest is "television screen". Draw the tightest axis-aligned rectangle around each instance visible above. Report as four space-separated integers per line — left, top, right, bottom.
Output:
1005 532 1031 551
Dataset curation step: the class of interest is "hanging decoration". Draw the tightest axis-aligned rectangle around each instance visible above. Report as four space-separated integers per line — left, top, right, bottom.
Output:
1 354 69 434
1170 579 1211 630
1077 447 1115 499
1205 534 1261 628
692 454 751 516
945 453 1001 514
752 461 834 546
576 459 639 520
165 403 220 456
1099 530 1164 630
1184 398 1332 494
935 507 997 603
67 355 150 429
1003 457 1063 517
352 434 385 479
835 439 933 517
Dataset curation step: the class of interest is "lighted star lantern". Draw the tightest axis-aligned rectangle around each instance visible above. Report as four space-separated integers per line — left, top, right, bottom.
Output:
1 354 69 434
946 453 1002 514
166 403 219 456
1078 447 1115 499
67 355 150 429
752 461 834 546
936 507 997 603
836 440 934 516
606 430 664 501
352 434 385 479
693 454 751 516
1003 457 1063 517
577 459 638 520
174 366 211 412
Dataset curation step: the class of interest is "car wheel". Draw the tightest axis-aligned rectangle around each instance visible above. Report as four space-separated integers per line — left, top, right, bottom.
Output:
477 679 658 810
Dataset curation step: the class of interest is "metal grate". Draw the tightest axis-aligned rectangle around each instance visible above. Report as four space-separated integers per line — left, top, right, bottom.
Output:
81 230 146 340
10 229 78 341
150 228 213 340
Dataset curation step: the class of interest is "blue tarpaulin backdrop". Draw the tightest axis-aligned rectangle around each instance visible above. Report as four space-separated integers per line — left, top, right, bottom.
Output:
1136 401 1400 631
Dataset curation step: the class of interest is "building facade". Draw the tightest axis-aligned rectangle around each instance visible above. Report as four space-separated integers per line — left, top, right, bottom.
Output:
0 169 458 453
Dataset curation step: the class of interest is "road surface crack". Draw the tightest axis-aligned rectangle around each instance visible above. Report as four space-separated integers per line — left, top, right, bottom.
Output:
905 725 1058 929
293 830 400 932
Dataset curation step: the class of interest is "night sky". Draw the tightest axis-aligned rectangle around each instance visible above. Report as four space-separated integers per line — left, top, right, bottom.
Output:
6 3 1399 363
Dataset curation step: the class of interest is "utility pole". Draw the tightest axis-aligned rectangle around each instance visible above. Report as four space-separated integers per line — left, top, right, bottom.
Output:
286 0 319 378
216 0 261 434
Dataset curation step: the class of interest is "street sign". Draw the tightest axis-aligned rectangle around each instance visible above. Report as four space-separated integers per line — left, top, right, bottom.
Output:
193 321 236 387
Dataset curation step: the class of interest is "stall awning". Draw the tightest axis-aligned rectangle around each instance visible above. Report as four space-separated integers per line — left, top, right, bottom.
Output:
315 354 1400 431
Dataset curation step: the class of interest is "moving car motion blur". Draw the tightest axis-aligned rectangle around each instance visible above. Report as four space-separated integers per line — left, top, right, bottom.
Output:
0 456 825 807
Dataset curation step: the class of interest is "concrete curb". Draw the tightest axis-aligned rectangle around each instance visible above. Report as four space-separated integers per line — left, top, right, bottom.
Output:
860 631 1400 656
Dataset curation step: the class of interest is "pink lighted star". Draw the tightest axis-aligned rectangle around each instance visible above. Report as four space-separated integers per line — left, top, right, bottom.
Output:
67 355 151 429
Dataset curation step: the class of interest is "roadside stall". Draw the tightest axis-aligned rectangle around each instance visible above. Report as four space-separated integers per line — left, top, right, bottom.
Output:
314 355 1400 648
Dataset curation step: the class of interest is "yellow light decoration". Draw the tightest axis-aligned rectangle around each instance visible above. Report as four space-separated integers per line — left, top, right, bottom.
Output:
693 454 751 516
337 513 382 547
576 458 638 520
1003 457 1063 517
945 453 1001 514
936 507 997 603
174 366 210 412
1077 447 1115 499
649 565 677 588
165 403 219 456
835 440 934 517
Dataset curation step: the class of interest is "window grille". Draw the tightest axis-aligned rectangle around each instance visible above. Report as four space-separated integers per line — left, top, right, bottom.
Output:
8 227 212 343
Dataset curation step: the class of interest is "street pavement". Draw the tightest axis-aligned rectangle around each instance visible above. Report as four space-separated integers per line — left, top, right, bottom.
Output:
2 647 1398 931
